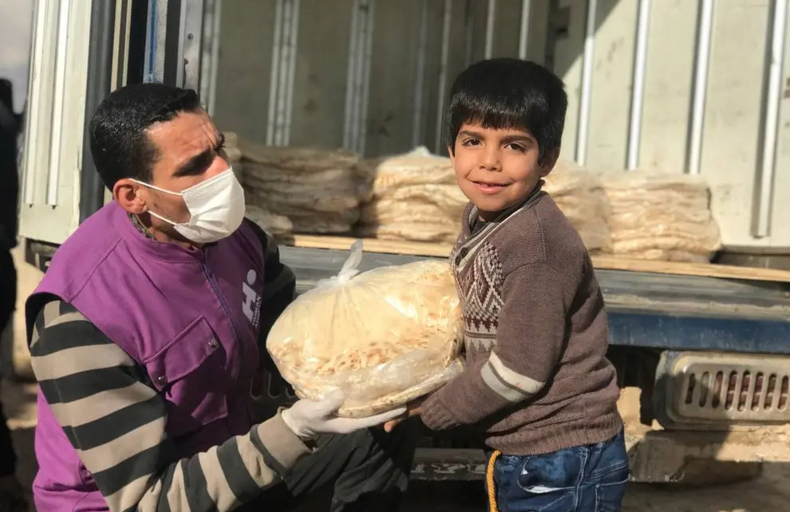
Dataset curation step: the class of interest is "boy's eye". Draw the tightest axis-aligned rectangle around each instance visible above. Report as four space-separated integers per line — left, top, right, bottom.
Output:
462 138 481 146
505 143 526 152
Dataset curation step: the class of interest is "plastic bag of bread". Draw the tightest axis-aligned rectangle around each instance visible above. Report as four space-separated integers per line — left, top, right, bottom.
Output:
266 241 464 417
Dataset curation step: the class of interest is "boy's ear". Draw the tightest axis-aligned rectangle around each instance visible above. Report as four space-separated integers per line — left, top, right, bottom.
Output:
447 145 456 164
539 148 561 177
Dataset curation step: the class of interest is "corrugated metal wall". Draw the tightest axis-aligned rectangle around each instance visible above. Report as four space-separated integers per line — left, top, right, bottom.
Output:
212 0 790 250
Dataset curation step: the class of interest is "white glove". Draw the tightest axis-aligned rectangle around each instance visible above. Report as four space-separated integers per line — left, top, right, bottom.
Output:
281 390 407 440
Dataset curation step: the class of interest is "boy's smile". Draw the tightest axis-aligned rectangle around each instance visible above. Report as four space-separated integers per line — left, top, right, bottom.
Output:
450 122 557 220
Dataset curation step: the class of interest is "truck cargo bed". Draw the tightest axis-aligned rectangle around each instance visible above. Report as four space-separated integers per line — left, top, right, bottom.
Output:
280 243 790 355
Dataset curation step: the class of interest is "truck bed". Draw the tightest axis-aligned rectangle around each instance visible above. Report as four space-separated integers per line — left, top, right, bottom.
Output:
280 244 790 355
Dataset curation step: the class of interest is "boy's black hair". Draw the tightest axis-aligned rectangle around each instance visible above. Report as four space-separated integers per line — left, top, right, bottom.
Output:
89 83 202 190
446 58 568 163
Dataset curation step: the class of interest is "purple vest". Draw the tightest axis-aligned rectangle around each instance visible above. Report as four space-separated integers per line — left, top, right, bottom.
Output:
27 202 265 511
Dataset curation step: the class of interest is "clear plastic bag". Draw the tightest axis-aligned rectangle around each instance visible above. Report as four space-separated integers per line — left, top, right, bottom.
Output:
266 241 464 417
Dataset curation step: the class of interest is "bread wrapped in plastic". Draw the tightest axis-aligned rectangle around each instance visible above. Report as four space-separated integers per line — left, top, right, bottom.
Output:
266 241 464 417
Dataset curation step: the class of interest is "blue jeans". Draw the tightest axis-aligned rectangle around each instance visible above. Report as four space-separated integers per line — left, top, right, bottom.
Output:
487 431 629 512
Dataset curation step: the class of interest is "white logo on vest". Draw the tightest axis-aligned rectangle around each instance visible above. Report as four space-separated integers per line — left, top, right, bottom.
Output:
242 269 262 329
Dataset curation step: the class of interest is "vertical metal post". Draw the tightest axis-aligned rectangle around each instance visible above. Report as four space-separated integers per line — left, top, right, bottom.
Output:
283 0 300 146
180 0 205 91
435 0 453 153
144 0 168 83
274 0 293 146
23 0 48 205
576 0 597 167
627 0 651 170
687 0 715 175
343 0 361 150
47 0 73 206
208 0 223 115
485 0 497 59
266 0 284 146
753 0 789 238
343 0 375 154
358 0 375 155
200 0 223 116
80 0 117 221
412 0 430 148
518 0 531 60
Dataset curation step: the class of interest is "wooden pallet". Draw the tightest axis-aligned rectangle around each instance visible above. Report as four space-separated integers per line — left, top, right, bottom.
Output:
284 235 790 284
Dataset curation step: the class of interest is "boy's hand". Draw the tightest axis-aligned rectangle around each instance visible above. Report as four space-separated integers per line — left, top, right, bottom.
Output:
384 397 425 433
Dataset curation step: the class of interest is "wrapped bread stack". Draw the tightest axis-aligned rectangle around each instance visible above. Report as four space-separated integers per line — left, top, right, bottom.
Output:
601 172 722 262
267 241 463 417
241 141 362 234
543 160 612 253
357 147 467 244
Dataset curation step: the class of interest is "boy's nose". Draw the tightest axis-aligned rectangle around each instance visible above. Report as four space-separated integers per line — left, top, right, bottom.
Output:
481 148 502 171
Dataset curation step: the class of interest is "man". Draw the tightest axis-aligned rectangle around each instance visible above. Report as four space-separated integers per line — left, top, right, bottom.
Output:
0 79 26 512
27 83 413 512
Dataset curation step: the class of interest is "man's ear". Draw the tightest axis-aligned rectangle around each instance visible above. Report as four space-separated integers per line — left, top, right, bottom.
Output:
113 179 147 214
539 148 561 177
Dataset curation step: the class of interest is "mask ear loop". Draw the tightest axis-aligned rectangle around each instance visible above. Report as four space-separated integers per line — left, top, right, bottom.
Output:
130 179 183 197
129 180 184 226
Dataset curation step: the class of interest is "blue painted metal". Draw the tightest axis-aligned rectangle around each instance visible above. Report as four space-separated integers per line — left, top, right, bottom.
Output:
144 0 160 83
608 311 790 354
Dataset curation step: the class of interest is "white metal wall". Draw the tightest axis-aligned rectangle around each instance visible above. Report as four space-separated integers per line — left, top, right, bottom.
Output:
18 0 93 244
213 0 790 250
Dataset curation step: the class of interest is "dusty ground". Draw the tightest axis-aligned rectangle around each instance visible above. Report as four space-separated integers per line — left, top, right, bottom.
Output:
4 378 790 512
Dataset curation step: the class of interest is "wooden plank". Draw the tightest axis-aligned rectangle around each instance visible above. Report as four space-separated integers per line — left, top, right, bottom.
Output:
590 256 790 284
284 235 790 284
285 234 454 258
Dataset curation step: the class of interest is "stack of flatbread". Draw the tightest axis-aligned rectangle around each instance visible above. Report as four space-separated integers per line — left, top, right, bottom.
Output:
267 247 463 417
223 132 246 184
244 203 293 238
241 141 362 234
544 160 612 253
601 172 721 262
357 147 466 244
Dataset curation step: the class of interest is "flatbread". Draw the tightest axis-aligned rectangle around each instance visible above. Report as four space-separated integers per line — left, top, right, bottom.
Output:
267 259 463 417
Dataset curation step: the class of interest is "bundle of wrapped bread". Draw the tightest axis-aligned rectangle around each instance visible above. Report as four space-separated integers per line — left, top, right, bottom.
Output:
266 241 464 417
543 160 612 253
601 172 722 262
357 147 467 244
241 141 362 234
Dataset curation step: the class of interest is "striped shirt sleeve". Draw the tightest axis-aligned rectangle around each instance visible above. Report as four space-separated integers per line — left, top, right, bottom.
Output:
29 300 310 512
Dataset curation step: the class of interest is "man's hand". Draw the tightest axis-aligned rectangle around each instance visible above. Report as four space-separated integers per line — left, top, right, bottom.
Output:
383 398 425 433
282 390 406 440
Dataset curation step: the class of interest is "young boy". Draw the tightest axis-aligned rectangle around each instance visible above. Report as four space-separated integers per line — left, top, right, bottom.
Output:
390 59 628 511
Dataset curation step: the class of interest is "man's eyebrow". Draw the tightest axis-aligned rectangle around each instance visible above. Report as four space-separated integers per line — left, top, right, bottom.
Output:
173 134 226 178
174 148 214 178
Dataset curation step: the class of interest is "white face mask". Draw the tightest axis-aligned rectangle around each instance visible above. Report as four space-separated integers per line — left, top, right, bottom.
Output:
132 167 246 244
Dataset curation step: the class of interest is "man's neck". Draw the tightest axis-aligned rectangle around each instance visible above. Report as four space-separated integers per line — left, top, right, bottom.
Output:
128 212 202 251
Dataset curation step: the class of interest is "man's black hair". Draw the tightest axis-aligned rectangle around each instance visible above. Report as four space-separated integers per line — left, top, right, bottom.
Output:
89 83 202 190
446 58 568 163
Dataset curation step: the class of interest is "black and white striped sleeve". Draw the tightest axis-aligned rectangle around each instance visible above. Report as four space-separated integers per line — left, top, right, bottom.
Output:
29 300 310 512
